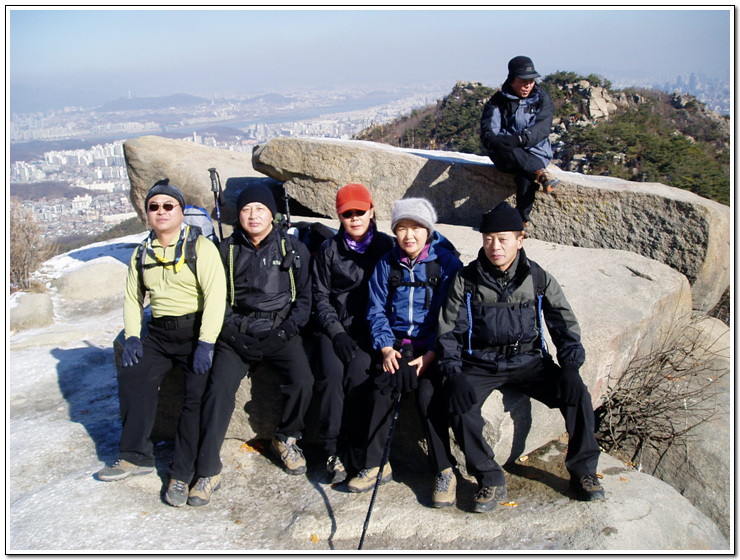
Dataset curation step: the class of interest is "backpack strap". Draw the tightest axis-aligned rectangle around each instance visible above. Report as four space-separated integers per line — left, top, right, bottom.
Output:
529 260 549 355
278 230 299 304
387 258 442 310
135 226 201 296
459 264 477 356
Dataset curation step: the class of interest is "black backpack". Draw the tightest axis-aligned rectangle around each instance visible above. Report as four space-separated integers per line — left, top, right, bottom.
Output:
460 260 548 355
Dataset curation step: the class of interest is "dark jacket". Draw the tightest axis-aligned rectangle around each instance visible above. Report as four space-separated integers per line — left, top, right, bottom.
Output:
436 248 585 375
368 231 462 353
311 225 394 342
220 225 312 338
480 83 554 164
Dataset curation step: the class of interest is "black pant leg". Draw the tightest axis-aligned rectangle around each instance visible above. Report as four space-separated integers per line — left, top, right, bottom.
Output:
262 335 314 441
510 358 601 478
448 365 508 486
195 340 248 477
314 334 346 456
415 366 455 474
117 332 174 467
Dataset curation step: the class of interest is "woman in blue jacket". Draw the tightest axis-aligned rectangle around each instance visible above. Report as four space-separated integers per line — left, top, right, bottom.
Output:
347 197 463 509
480 55 561 226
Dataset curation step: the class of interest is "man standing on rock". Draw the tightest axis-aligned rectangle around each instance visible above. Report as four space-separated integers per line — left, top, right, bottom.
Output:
436 201 604 513
480 55 561 227
189 184 314 507
97 180 227 509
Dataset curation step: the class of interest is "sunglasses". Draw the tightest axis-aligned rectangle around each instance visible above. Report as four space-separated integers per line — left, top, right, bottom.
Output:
148 202 179 212
340 209 367 219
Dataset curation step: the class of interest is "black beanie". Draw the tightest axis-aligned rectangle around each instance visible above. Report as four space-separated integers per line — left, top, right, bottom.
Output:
236 184 277 218
479 201 525 233
145 178 185 209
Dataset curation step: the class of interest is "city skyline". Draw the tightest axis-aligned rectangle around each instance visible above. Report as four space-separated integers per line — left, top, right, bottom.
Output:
8 6 733 105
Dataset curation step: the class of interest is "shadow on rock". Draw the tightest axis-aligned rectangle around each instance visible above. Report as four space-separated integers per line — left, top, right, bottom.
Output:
67 241 143 266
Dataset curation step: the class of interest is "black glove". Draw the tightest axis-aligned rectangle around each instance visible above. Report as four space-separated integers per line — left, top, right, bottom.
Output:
447 372 477 415
221 325 263 364
259 327 289 356
395 344 418 395
192 341 214 375
558 366 583 406
332 332 357 365
122 336 143 368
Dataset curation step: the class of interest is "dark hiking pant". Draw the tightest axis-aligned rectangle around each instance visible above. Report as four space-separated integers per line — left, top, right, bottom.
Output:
117 314 208 484
313 333 374 470
486 139 549 222
449 356 601 486
364 364 455 475
195 335 313 477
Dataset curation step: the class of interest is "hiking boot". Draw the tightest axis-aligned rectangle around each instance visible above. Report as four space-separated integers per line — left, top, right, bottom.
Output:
165 478 188 507
472 484 507 513
271 437 307 475
347 464 393 493
96 458 154 481
570 473 606 501
535 168 561 193
326 455 347 484
188 474 222 507
432 467 457 508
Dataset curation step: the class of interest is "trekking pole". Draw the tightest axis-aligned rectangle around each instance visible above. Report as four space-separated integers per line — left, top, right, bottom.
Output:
208 167 224 241
358 391 403 550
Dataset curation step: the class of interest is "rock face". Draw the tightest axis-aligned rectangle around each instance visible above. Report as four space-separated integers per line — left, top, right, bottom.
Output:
614 316 731 539
123 135 263 226
50 259 128 316
9 293 54 332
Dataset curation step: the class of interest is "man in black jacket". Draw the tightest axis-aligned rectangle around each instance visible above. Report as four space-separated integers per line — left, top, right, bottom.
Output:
188 184 313 507
480 55 561 226
436 201 604 513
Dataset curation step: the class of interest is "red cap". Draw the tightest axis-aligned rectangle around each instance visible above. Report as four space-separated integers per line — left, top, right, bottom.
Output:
336 183 373 214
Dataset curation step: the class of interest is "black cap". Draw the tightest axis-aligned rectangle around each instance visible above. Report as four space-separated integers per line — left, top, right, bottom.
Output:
145 178 185 209
479 201 525 233
508 55 540 80
236 184 277 218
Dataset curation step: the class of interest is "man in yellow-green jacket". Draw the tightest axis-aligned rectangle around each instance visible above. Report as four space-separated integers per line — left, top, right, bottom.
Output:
97 180 226 509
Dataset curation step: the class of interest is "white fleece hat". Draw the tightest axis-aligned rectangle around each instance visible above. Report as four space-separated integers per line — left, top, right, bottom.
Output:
391 197 437 233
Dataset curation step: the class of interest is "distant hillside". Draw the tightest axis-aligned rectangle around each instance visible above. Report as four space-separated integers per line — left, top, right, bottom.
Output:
355 75 730 206
98 93 210 112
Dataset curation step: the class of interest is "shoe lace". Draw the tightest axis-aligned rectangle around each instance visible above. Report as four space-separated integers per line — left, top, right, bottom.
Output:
357 467 375 480
194 477 211 491
435 471 452 493
475 486 494 501
284 441 304 463
108 458 124 468
580 474 601 491
171 480 187 493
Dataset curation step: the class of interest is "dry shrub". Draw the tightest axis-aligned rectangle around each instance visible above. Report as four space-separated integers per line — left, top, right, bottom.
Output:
10 203 52 291
595 313 728 472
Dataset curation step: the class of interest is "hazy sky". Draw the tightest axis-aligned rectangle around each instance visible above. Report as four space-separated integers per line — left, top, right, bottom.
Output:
8 7 733 98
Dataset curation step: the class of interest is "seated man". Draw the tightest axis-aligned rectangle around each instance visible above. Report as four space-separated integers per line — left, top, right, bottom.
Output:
190 185 313 507
436 201 604 513
480 55 561 226
97 180 226 510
